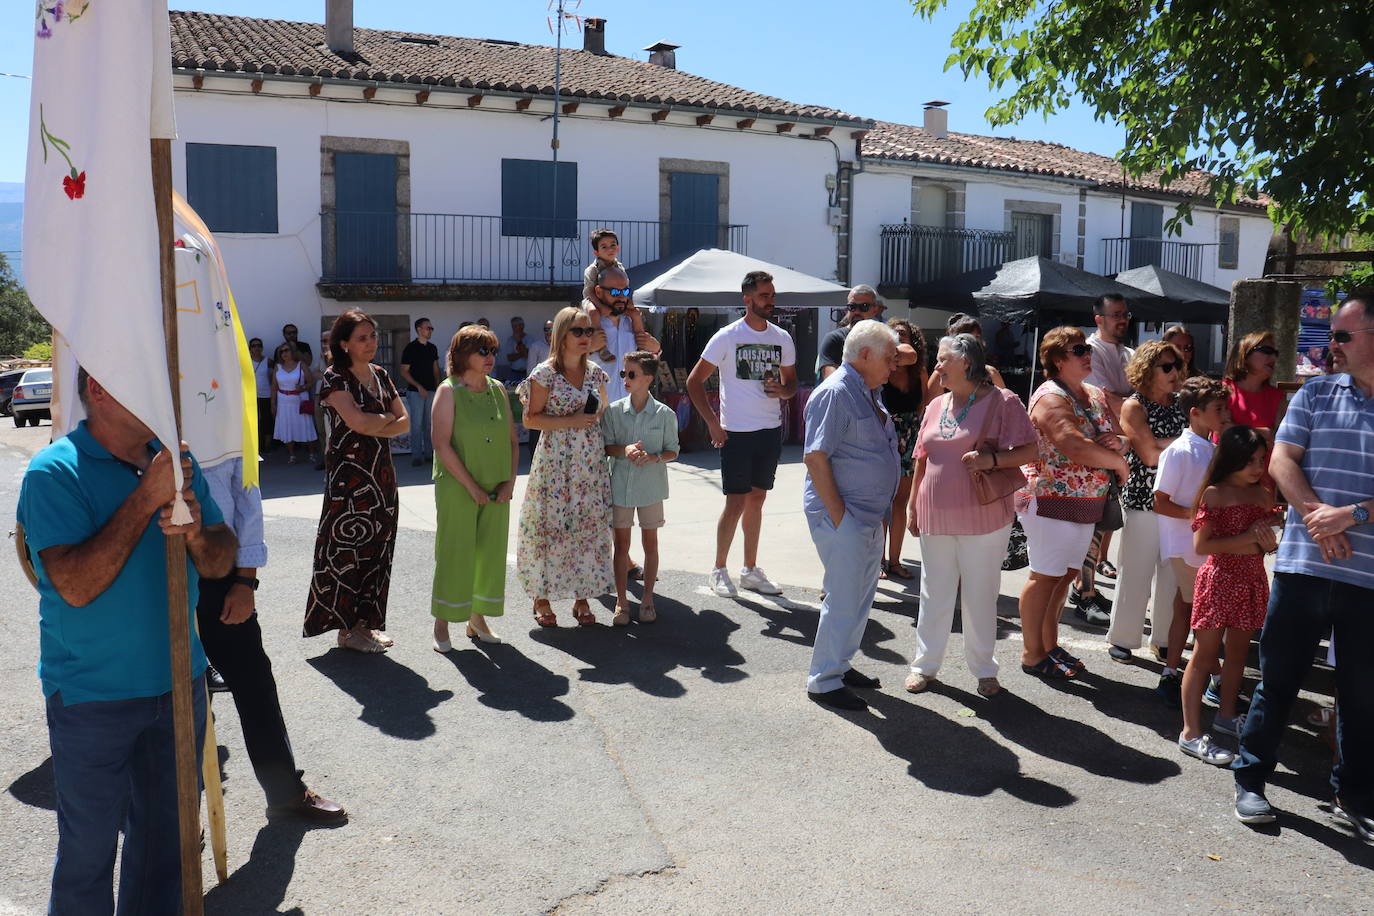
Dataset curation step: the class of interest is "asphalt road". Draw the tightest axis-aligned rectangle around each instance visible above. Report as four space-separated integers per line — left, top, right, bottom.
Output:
1 420 1370 915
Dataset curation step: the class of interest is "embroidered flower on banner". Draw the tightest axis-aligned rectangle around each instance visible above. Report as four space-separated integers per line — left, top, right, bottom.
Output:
38 105 87 201
35 0 89 38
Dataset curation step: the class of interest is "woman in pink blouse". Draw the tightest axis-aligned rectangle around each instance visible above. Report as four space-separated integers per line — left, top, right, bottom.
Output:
905 334 1038 698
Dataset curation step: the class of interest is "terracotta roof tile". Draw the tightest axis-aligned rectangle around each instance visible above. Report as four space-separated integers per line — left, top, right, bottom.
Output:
168 11 868 125
863 121 1268 209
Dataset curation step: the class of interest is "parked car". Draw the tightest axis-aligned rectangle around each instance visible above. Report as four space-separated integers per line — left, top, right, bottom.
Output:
12 367 53 427
0 368 27 416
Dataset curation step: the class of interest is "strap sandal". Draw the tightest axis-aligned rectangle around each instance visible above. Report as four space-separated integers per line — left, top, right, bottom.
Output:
1095 560 1118 579
1049 646 1086 672
612 603 632 627
572 600 597 627
1021 656 1076 679
885 561 915 580
337 629 385 654
532 601 557 628
638 601 657 624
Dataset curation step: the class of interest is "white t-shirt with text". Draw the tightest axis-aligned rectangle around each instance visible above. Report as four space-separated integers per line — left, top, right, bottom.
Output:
699 317 796 432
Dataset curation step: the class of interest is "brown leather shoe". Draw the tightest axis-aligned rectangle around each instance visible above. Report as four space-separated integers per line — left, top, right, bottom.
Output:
266 789 348 825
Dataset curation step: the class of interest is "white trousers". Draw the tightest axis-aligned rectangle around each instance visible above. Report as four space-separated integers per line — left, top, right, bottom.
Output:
1106 509 1177 649
806 512 885 693
910 524 1012 679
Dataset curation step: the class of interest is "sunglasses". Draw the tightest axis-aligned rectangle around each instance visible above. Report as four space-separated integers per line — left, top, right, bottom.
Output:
474 346 497 357
1155 360 1183 374
1330 328 1374 344
600 287 632 298
568 327 596 338
1250 345 1279 356
618 370 643 379
1068 343 1092 357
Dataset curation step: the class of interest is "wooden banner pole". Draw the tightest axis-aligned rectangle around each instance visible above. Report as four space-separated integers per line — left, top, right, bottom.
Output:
151 136 204 915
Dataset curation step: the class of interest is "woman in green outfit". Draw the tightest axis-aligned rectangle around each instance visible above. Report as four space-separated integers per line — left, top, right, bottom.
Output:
431 325 519 651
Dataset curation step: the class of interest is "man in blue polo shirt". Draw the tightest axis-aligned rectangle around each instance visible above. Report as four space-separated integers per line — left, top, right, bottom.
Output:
1232 298 1374 841
17 368 237 913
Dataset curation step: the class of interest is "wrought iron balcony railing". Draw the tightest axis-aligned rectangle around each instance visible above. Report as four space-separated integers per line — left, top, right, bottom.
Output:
878 222 1016 291
1101 237 1211 281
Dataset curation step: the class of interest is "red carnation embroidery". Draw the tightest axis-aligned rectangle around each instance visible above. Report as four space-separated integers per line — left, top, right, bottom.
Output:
62 170 86 200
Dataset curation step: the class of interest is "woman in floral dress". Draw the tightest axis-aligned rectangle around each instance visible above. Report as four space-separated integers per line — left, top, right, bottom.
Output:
304 310 409 653
516 306 613 626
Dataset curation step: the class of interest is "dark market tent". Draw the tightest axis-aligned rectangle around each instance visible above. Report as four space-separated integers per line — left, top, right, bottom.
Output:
909 255 1173 323
1112 265 1229 322
629 248 849 310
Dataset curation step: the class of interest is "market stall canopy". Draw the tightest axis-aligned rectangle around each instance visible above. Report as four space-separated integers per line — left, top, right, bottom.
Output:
910 255 1173 324
1112 265 1230 322
629 248 850 310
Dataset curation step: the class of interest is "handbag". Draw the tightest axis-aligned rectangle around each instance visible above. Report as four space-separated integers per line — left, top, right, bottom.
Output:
1043 379 1122 529
1001 517 1029 571
298 391 316 416
966 389 1026 506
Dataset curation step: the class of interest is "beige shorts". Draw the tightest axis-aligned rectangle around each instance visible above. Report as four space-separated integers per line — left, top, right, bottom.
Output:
1170 557 1199 603
612 501 665 529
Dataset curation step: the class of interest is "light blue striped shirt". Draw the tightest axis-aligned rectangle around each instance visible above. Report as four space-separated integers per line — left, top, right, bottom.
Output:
201 457 269 569
1274 374 1374 590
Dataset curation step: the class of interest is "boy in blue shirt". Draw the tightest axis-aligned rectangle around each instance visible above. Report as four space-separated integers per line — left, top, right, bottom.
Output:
601 351 679 624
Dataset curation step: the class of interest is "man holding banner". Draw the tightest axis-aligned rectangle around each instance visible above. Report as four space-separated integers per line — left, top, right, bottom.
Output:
17 369 237 912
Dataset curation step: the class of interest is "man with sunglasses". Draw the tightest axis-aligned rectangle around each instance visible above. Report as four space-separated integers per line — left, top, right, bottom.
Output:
818 285 886 380
587 267 661 404
1232 298 1374 837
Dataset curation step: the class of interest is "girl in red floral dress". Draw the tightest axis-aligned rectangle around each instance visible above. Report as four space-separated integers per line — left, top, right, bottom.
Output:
1177 427 1283 765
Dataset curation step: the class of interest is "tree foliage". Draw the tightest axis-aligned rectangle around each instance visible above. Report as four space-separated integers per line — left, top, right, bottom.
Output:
912 0 1374 238
0 254 50 358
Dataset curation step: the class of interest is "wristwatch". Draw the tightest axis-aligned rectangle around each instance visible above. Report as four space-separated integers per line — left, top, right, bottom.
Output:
1353 504 1370 525
231 575 260 591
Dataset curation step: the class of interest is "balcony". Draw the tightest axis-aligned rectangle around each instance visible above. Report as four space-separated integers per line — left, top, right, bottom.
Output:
319 212 748 299
1101 237 1211 281
878 222 1015 295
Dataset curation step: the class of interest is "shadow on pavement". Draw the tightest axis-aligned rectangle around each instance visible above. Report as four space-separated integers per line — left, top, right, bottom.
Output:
441 642 575 722
734 594 907 667
528 593 747 697
307 650 454 739
821 689 1076 808
204 819 313 916
7 755 55 810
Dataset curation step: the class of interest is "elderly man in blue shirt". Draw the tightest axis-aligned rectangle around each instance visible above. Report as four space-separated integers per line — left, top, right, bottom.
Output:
803 320 902 710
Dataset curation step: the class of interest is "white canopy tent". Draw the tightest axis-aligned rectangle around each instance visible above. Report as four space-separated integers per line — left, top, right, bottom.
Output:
628 248 849 310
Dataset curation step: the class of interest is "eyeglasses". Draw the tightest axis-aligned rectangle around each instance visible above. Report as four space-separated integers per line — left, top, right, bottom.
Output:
568 327 596 338
619 370 642 379
1330 328 1374 344
475 346 497 357
1250 345 1279 356
1068 343 1092 357
1155 360 1183 374
600 287 632 298
1105 312 1132 321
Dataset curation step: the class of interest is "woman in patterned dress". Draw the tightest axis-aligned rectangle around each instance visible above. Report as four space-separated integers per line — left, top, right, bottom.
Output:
881 318 927 579
1107 340 1187 662
516 306 613 626
304 310 410 653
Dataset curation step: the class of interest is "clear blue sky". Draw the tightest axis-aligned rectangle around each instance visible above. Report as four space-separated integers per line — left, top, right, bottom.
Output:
0 0 1127 185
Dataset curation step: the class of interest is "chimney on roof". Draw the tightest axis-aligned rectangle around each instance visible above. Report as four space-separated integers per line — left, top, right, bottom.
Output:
326 0 354 56
583 18 607 55
645 40 679 69
923 100 949 140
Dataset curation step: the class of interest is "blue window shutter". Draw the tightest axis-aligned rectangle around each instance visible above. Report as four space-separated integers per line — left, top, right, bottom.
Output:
502 159 577 237
669 172 719 255
186 143 277 233
334 153 399 280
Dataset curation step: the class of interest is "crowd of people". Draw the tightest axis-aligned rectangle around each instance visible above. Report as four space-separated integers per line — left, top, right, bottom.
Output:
16 219 1374 907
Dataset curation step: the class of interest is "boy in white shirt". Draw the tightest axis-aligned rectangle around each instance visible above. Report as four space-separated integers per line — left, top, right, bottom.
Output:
1153 376 1231 702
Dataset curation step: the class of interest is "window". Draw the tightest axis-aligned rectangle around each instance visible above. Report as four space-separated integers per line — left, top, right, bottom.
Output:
186 143 277 233
1010 212 1052 259
1219 216 1240 270
501 159 577 238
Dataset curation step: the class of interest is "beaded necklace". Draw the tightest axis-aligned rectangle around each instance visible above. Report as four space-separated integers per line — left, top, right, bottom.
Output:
938 384 983 439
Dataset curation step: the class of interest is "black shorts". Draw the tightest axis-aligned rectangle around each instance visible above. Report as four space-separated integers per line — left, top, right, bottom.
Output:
720 427 783 495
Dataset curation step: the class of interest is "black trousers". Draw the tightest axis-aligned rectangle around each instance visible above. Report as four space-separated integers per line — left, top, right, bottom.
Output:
256 397 273 454
197 575 306 806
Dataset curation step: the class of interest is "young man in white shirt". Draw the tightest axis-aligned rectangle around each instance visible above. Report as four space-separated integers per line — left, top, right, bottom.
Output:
687 270 799 597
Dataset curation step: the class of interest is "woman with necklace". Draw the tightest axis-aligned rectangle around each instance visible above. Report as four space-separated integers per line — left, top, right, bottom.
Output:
516 306 613 626
1105 341 1186 663
903 334 1037 697
1016 327 1130 679
304 310 409 654
880 318 928 580
430 325 517 650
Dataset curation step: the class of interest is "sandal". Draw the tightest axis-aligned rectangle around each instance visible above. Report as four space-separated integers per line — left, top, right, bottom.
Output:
612 603 632 627
572 600 597 627
1021 656 1076 679
885 561 915 580
371 630 394 648
1096 560 1118 579
337 628 385 654
533 601 557 628
1049 646 1086 672
639 600 657 624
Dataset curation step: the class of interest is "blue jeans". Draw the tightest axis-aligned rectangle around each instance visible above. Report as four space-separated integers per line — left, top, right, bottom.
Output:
406 389 433 458
1234 573 1374 809
45 676 207 915
807 511 885 693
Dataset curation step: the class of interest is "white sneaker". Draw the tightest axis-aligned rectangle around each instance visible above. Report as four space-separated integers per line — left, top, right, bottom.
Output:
1178 733 1235 766
739 566 782 595
708 567 737 597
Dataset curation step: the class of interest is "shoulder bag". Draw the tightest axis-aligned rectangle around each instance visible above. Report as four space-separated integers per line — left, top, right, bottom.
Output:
968 388 1027 505
1048 379 1123 530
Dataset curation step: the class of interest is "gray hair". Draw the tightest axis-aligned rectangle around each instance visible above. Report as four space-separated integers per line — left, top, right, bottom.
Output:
843 320 899 363
848 284 881 308
937 333 991 384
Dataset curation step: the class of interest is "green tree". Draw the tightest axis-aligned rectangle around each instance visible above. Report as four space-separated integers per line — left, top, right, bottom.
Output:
0 254 49 357
912 0 1374 237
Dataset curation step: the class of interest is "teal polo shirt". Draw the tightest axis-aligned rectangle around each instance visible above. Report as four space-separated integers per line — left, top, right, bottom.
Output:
17 422 221 705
